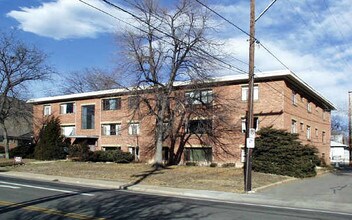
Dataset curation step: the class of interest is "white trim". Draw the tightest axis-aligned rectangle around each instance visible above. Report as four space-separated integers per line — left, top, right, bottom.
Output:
27 70 336 110
100 121 122 124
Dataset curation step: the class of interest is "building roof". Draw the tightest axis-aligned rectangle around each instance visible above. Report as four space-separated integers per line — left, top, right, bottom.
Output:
27 70 336 110
331 141 348 147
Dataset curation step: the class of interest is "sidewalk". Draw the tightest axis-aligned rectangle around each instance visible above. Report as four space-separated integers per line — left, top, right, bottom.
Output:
1 170 351 215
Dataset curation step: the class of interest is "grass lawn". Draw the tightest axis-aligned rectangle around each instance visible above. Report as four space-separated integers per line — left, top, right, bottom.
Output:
8 161 291 192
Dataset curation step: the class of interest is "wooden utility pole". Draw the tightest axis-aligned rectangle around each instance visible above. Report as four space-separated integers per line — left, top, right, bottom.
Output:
244 0 256 192
349 91 352 166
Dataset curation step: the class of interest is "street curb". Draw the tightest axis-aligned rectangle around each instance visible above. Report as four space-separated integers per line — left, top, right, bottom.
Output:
1 171 352 215
253 177 297 192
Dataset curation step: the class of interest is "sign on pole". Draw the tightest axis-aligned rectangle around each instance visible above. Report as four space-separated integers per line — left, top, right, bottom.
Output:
246 137 255 149
249 128 256 139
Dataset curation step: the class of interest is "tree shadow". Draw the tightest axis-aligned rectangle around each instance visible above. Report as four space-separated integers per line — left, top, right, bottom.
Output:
121 165 172 190
1 186 212 219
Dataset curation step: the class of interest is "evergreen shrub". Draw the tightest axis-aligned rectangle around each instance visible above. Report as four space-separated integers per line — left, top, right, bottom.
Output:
252 127 320 178
34 117 68 160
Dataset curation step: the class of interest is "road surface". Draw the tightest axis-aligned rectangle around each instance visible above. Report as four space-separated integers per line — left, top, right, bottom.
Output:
0 176 351 219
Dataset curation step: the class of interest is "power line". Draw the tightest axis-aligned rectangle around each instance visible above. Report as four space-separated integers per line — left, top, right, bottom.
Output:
194 0 295 73
82 0 248 74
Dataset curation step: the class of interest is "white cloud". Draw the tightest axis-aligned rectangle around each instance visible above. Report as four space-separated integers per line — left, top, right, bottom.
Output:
7 0 133 40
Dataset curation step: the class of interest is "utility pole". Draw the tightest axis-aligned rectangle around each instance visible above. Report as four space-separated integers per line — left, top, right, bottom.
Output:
349 91 352 166
244 0 256 192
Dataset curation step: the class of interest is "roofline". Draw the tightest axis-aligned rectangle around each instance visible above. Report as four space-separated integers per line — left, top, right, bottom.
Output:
27 70 336 110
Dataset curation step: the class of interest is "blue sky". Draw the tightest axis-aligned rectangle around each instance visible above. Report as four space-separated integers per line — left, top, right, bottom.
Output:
1 0 351 115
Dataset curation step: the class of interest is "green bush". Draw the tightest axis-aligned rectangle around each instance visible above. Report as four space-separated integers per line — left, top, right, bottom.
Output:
68 143 90 161
185 162 197 166
210 162 218 167
34 116 68 160
88 150 134 163
10 144 35 159
221 163 237 168
0 146 4 154
252 127 320 178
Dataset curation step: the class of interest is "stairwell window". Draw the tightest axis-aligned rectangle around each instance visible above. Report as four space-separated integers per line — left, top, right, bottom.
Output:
241 85 258 101
82 105 95 129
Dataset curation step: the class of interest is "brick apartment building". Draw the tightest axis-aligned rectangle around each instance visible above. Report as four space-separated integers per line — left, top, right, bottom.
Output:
28 70 335 166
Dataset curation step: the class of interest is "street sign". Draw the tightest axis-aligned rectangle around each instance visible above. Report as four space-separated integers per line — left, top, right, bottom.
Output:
249 128 256 138
246 137 255 148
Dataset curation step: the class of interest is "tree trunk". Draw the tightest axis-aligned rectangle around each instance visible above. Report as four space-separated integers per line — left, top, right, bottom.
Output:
1 123 9 159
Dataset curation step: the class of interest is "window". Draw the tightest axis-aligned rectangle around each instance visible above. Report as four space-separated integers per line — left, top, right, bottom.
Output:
128 123 140 135
241 85 259 101
162 147 169 161
291 120 297 133
60 102 75 114
61 126 75 136
102 124 121 136
103 146 121 151
307 102 311 112
292 91 297 105
102 98 121 111
184 147 212 162
129 146 139 160
241 117 259 133
82 105 95 129
44 105 51 116
322 131 326 143
188 119 212 134
300 122 304 131
185 90 213 105
315 128 318 137
128 96 140 109
306 125 311 140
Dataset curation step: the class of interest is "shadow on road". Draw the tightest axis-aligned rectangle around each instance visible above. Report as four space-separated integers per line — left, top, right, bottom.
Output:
0 185 210 219
332 166 352 176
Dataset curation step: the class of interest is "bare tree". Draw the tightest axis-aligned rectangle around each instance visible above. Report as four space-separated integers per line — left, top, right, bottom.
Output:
62 68 120 94
117 0 225 166
0 32 52 159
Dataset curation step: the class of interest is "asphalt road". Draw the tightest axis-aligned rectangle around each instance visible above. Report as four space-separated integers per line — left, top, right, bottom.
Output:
0 176 351 220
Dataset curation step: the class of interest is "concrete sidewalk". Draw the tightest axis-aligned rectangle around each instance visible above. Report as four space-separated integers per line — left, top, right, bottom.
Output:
1 171 351 215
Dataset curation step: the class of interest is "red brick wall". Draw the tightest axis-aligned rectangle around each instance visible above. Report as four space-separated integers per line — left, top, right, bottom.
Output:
32 79 332 165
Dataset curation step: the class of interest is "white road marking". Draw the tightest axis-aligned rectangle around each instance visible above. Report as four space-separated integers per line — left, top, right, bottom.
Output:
0 181 94 196
0 184 20 189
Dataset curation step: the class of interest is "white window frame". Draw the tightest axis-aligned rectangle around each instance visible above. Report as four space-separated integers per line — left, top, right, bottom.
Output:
291 120 297 133
102 124 121 136
44 105 51 116
60 102 75 114
128 123 140 135
292 91 297 105
307 125 311 140
307 102 312 112
241 85 258 101
241 117 259 133
61 126 76 136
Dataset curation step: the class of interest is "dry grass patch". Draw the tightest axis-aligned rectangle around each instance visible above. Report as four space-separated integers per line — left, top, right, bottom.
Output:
11 161 290 193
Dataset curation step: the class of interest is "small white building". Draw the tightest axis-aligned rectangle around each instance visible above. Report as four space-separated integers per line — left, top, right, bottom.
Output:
330 141 350 165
